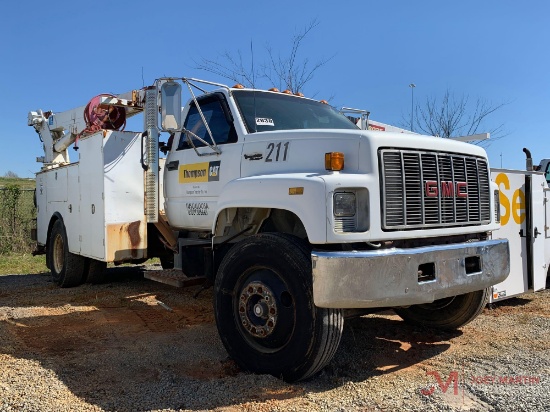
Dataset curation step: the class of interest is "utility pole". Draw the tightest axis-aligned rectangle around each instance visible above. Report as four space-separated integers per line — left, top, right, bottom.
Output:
409 83 416 132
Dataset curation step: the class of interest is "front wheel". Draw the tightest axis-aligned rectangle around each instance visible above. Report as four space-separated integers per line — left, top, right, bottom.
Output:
394 288 490 330
48 219 87 288
214 233 343 382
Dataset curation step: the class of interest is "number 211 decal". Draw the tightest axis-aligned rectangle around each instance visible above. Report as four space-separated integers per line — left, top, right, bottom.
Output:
265 141 290 162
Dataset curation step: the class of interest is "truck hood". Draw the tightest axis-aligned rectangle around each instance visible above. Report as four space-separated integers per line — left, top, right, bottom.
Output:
241 129 489 176
244 128 487 155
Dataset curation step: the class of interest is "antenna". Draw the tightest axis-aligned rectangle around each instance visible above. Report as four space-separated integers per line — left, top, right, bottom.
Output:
251 40 257 132
250 40 255 89
141 67 145 87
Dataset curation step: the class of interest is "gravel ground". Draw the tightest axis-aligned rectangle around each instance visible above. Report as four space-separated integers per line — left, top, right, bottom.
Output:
0 265 548 412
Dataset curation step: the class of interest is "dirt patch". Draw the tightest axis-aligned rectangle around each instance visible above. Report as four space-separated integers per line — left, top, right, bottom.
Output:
1 269 548 411
172 358 241 381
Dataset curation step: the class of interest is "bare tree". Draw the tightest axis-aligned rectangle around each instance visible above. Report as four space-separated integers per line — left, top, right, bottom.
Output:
3 171 18 178
193 49 258 88
407 89 508 146
194 20 333 94
263 20 333 93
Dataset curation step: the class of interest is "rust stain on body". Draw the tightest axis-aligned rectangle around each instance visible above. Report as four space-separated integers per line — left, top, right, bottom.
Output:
127 221 141 247
106 220 146 261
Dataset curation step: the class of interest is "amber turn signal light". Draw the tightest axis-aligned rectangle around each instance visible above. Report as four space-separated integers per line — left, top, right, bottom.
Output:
325 152 344 171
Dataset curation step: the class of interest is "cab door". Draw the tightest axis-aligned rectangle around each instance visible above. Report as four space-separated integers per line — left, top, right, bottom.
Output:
164 93 241 230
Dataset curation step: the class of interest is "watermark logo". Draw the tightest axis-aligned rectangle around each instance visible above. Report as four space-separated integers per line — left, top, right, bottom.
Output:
470 375 541 385
421 371 459 396
421 369 542 396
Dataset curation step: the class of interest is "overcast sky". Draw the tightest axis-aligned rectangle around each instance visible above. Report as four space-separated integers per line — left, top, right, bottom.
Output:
1 0 548 177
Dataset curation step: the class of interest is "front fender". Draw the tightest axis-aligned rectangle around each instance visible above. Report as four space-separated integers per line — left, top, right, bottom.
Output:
214 174 327 243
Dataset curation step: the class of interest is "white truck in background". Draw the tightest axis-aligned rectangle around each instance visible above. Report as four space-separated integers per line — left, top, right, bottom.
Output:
489 150 550 302
28 78 509 381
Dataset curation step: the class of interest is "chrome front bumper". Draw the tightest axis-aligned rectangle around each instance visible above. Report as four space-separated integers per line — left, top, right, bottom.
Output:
312 239 509 308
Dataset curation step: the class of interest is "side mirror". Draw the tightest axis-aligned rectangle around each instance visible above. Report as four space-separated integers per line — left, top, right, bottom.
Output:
160 81 182 131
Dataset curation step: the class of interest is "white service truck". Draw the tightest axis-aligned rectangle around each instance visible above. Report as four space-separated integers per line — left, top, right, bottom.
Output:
28 78 509 381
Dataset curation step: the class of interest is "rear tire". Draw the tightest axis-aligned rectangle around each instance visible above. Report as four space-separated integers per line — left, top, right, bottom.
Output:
214 233 343 382
394 288 490 330
48 219 87 288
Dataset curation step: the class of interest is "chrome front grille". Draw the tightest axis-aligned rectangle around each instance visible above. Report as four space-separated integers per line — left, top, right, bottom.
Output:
380 149 491 229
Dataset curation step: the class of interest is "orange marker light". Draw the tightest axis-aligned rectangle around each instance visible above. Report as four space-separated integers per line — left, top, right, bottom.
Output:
268 87 279 92
320 99 329 104
325 152 344 171
294 92 304 97
233 84 245 89
282 89 292 94
289 187 304 195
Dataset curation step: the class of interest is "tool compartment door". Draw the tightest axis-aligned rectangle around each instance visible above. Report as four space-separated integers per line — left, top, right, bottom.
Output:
103 131 147 261
79 132 105 259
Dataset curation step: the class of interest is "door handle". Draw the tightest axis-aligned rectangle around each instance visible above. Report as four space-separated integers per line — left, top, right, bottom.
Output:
244 153 263 161
166 160 179 171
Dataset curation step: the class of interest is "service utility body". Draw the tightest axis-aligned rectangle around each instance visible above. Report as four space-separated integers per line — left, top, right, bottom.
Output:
489 151 550 302
28 77 510 382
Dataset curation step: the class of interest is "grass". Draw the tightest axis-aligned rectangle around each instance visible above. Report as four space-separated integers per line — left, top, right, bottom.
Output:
0 253 47 275
0 181 36 254
0 177 35 189
0 253 161 276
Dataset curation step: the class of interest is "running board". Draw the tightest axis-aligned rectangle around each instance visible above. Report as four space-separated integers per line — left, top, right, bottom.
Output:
144 269 205 288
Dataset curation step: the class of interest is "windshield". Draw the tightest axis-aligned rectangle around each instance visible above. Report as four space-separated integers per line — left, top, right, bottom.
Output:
232 90 359 133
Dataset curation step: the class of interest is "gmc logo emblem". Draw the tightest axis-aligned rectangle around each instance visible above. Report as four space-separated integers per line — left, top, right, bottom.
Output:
425 181 468 198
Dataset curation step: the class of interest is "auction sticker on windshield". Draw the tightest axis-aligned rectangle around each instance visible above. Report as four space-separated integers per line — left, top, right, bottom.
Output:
256 118 274 126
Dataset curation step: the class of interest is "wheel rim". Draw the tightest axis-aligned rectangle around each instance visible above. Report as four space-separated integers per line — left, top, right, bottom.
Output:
235 268 296 353
238 281 278 338
52 233 65 274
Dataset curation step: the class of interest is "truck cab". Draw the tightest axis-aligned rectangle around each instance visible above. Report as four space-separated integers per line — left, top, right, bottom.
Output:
164 87 358 236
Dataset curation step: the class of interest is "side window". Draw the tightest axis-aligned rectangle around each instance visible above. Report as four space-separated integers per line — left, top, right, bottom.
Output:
177 97 236 150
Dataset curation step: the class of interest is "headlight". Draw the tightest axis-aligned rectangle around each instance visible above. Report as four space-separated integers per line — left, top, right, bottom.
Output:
333 192 356 217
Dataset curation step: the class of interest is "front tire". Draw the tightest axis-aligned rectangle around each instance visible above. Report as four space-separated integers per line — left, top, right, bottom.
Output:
214 233 343 382
48 219 87 288
394 288 490 330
